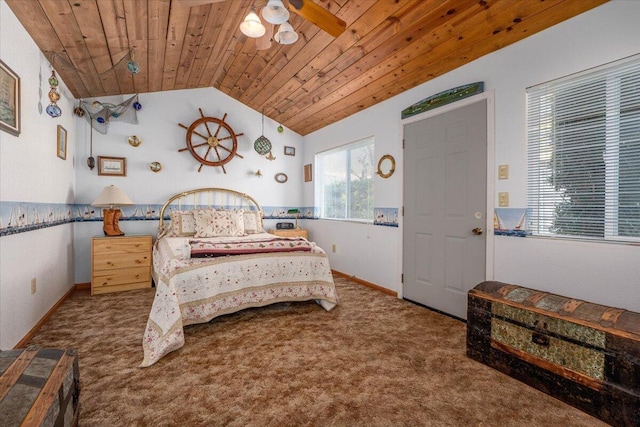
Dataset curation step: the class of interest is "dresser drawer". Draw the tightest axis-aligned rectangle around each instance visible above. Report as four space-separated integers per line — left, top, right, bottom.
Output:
92 266 150 289
93 237 151 255
93 252 151 272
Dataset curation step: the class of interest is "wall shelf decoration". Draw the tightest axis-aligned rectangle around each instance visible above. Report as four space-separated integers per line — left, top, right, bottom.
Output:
98 156 126 177
0 60 21 136
56 125 67 160
401 82 484 119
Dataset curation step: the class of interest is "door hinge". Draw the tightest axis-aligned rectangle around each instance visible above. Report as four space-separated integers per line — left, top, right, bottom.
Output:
402 139 405 149
402 206 404 216
401 273 404 283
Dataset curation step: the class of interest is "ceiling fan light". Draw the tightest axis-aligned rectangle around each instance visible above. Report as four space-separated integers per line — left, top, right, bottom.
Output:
240 10 266 38
261 0 289 25
274 22 298 45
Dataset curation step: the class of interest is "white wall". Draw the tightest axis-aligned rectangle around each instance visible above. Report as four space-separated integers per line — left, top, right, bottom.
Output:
0 1 77 348
303 1 640 312
73 87 305 283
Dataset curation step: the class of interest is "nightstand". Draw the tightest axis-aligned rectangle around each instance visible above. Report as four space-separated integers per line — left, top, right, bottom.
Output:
268 228 309 240
91 235 152 295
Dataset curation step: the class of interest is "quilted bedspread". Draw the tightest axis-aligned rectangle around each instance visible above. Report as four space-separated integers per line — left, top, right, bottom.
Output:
141 233 338 367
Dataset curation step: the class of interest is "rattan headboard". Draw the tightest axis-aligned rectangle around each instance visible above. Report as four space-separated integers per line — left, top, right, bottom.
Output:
158 187 262 232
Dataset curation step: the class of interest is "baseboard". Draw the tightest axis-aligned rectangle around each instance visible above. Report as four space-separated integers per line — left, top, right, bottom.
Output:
331 270 397 297
75 282 90 290
14 285 77 349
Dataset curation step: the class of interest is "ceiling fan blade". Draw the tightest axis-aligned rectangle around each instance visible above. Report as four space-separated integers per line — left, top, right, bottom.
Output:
288 0 346 38
176 0 226 7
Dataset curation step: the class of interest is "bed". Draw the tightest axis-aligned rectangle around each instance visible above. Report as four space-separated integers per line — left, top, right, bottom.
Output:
141 188 338 367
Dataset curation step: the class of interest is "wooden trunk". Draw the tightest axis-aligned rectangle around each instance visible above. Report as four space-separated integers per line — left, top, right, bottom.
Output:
467 281 640 427
0 347 80 426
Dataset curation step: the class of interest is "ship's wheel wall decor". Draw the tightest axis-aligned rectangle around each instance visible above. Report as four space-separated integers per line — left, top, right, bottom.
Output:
178 108 245 173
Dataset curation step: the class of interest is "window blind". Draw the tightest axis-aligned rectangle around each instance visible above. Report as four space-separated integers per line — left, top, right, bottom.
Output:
527 54 640 241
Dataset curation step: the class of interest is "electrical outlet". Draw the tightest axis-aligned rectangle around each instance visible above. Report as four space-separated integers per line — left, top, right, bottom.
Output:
332 244 336 253
498 192 510 207
31 278 37 295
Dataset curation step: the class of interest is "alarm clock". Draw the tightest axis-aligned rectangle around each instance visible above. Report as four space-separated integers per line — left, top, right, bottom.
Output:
276 222 294 230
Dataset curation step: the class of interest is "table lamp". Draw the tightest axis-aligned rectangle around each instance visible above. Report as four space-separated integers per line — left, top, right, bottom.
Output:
92 185 134 236
287 208 300 229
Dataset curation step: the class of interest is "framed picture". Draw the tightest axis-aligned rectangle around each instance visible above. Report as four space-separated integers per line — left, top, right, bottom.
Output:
284 146 295 156
0 60 21 136
56 125 67 160
304 164 312 182
98 156 127 177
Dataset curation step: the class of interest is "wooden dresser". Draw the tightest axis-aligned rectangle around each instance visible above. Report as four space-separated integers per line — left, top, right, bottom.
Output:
91 235 152 295
268 228 309 240
467 281 640 427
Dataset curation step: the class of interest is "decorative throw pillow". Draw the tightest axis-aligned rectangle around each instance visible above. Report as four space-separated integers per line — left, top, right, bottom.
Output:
169 210 200 236
194 209 245 237
243 211 265 234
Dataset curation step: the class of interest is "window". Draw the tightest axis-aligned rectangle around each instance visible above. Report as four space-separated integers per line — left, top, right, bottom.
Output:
527 55 640 242
315 137 374 222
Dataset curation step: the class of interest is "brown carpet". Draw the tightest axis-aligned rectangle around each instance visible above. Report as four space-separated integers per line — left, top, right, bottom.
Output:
26 276 605 426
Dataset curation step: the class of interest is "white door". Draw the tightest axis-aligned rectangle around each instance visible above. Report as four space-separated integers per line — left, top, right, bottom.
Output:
403 99 487 319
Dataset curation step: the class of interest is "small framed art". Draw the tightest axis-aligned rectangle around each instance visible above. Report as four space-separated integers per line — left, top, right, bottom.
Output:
284 146 295 156
98 156 127 177
304 164 312 182
0 60 21 136
56 125 67 159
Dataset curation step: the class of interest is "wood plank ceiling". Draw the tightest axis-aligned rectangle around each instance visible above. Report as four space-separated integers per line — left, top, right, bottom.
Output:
6 0 607 136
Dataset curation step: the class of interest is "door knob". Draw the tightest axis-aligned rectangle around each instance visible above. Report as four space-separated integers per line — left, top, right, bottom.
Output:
472 227 483 235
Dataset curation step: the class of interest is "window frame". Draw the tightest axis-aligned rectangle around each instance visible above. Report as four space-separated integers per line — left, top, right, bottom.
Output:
314 136 375 223
526 54 640 243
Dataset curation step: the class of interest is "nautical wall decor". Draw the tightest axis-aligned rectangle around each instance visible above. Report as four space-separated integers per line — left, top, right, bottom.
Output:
78 95 140 134
401 82 484 119
0 60 21 136
46 69 62 118
178 109 244 173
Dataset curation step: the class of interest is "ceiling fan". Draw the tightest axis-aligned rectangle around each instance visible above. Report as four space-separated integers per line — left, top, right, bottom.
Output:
176 0 346 38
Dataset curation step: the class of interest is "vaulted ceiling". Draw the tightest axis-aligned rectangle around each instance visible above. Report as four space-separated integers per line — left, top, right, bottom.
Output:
6 0 607 135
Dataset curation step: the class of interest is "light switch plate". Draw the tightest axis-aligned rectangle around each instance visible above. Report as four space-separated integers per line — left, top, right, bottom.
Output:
498 165 509 180
498 192 509 207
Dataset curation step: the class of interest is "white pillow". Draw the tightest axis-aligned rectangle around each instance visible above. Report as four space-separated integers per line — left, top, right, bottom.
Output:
194 209 245 237
243 211 264 234
169 210 200 237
